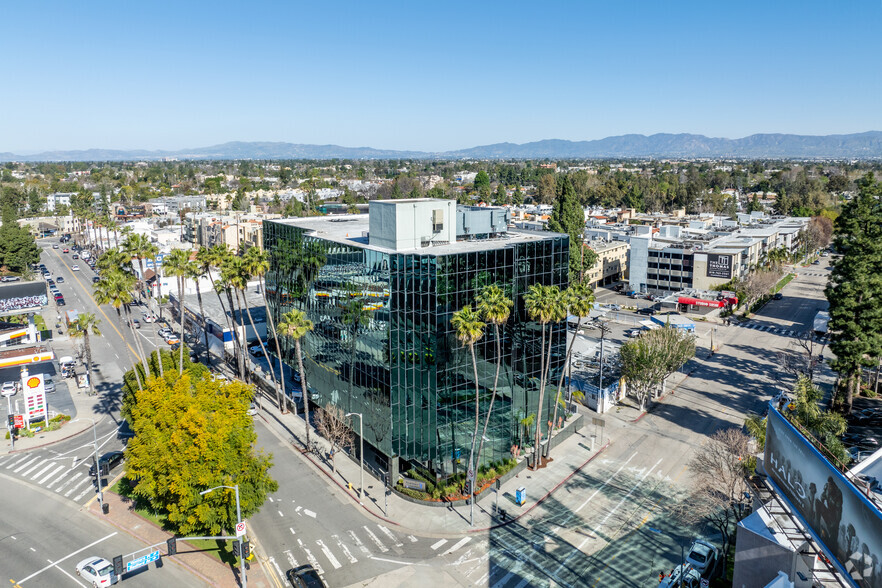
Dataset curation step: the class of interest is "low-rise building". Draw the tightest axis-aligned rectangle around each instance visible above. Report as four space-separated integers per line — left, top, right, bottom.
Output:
583 239 629 289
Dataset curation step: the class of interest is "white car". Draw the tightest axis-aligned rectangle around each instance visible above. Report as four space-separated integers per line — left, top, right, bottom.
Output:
685 539 718 576
75 556 118 586
1 381 17 396
71 264 80 271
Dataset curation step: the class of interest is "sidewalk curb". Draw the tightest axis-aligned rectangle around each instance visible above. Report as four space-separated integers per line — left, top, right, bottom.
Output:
0 419 93 456
468 440 612 533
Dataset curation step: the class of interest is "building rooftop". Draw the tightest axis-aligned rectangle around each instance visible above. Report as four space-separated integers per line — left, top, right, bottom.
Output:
270 214 563 255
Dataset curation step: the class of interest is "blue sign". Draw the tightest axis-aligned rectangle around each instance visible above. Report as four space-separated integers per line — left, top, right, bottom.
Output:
127 549 161 571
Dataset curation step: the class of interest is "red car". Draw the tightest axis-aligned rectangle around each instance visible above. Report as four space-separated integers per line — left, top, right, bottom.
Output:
62 248 69 253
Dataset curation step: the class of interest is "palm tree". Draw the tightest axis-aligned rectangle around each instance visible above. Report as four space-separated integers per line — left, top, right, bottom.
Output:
524 284 565 468
163 248 192 375
547 283 594 458
233 249 277 391
278 309 314 444
220 254 248 380
69 313 101 396
474 284 513 467
450 304 485 525
123 233 157 304
94 270 149 388
187 253 212 367
203 245 245 377
244 247 288 412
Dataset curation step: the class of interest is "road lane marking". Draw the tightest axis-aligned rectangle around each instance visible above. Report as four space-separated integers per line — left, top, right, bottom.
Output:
430 539 448 550
303 508 316 518
297 538 325 575
369 556 429 566
283 549 298 568
407 534 418 543
5 455 29 469
55 472 83 494
49 561 85 588
269 556 285 581
64 476 90 497
348 530 370 555
289 527 296 536
442 537 471 555
30 463 56 480
316 539 341 569
20 460 47 477
376 524 402 547
362 526 388 553
38 465 66 485
16 532 117 584
332 534 357 564
278 510 284 517
13 457 40 474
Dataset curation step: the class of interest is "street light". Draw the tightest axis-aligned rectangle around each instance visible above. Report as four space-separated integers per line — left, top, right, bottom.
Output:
648 527 685 588
345 412 363 503
73 417 104 514
200 484 246 588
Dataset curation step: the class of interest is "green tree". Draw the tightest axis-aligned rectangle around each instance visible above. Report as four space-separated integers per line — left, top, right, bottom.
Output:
474 170 490 193
69 313 101 396
474 285 513 466
94 269 151 386
277 310 314 442
0 207 40 273
547 177 586 282
620 326 696 411
523 284 566 468
825 175 882 413
124 374 278 536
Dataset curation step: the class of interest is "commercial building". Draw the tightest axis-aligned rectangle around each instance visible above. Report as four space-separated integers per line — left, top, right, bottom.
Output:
265 199 569 481
583 239 628 289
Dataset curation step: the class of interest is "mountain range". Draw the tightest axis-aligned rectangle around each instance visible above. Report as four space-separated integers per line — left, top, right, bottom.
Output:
2 132 881 162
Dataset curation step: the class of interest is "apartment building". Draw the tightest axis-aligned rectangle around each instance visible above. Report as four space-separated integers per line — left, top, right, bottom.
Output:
583 239 629 289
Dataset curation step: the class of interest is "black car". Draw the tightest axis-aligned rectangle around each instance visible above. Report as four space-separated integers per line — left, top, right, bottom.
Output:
636 307 656 316
46 278 55 285
773 293 783 300
56 276 64 283
92 276 100 283
285 565 326 588
56 298 65 306
89 451 124 476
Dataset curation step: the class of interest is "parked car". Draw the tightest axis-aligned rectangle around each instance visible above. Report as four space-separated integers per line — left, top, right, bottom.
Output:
773 292 783 300
0 275 21 282
43 377 56 393
88 451 125 476
606 304 621 311
685 539 718 576
165 335 180 345
92 276 100 283
659 564 701 588
56 297 66 306
625 328 643 338
857 437 880 449
286 565 327 588
637 307 656 316
1 381 17 396
247 402 258 416
75 557 118 587
47 278 55 285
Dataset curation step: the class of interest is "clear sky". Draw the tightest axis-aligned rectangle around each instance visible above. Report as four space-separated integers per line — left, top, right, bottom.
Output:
1 0 880 153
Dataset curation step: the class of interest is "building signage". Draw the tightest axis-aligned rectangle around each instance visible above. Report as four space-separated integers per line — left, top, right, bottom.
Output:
706 254 733 279
765 407 882 587
22 372 47 424
402 478 426 491
677 296 724 308
13 414 23 428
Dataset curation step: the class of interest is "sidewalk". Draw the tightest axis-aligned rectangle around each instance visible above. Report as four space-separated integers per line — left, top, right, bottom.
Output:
254 387 622 537
87 491 273 588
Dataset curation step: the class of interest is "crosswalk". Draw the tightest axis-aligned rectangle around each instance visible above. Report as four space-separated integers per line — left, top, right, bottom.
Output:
733 321 829 343
0 451 97 504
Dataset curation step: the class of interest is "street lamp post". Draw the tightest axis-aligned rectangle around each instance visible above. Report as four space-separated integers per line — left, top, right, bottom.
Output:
345 412 363 503
74 417 104 513
648 527 684 588
201 485 245 588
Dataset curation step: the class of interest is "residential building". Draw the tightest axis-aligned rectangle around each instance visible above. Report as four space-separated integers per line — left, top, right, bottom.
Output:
265 199 569 481
46 192 74 212
583 239 629 289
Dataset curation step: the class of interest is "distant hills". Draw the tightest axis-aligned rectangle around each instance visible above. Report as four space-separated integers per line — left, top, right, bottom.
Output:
2 132 881 162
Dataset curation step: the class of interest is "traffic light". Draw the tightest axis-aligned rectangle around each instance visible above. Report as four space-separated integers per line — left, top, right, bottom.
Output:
167 537 177 556
464 479 472 495
100 463 110 477
232 541 240 557
7 415 13 428
112 555 123 576
242 541 251 560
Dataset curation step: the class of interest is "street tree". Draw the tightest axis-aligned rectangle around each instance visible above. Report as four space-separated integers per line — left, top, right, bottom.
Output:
69 313 101 396
124 374 278 536
680 428 752 568
244 247 286 411
619 326 695 411
278 309 314 443
163 248 193 374
474 284 513 466
805 215 833 253
451 304 485 506
315 403 353 473
738 269 781 312
775 331 826 383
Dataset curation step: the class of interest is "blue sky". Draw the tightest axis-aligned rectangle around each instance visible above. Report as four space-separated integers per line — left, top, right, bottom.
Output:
1 0 880 152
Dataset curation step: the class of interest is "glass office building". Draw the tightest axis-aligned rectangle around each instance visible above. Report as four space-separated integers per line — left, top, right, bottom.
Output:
264 200 568 480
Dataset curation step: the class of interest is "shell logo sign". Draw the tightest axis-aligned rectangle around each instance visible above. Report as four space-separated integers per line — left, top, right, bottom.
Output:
26 376 41 389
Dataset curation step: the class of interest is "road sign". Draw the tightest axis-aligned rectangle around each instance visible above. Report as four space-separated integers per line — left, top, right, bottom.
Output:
127 549 161 572
467 469 474 480
235 521 246 537
14 414 23 428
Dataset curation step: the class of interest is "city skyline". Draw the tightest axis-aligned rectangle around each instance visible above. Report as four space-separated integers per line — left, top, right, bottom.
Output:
1 0 880 152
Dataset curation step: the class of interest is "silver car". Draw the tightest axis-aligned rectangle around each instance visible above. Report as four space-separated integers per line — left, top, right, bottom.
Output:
43 377 56 393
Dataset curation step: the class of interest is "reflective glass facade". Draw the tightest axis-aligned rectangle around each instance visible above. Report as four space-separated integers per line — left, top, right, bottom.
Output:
265 219 568 478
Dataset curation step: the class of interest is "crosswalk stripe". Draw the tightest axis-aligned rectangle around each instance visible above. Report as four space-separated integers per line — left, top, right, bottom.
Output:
443 537 471 555
407 535 418 543
5 455 30 469
491 571 515 588
64 476 90 497
297 538 325 575
31 462 56 480
430 539 448 551
348 530 370 555
332 534 357 564
283 549 299 569
21 459 47 477
362 526 388 553
316 539 342 570
377 524 403 547
56 472 83 493
38 464 66 485
73 485 93 502
13 456 40 473
45 468 73 489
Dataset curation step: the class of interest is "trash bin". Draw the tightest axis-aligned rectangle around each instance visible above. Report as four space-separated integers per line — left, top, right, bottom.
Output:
515 486 526 506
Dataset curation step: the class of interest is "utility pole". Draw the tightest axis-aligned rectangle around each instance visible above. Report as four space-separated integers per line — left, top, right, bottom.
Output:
345 412 364 503
201 485 245 588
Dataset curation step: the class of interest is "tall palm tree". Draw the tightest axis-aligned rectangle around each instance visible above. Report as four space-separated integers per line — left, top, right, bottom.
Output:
94 270 149 388
123 233 157 304
232 250 275 389
524 284 565 468
187 253 212 367
203 245 245 377
278 309 314 443
163 248 192 375
220 254 248 379
451 304 485 525
244 247 287 411
547 283 594 457
69 313 101 396
474 284 513 467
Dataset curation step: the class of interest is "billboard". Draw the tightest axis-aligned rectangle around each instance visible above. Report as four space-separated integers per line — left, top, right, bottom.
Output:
765 407 882 587
21 371 47 425
706 253 733 279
